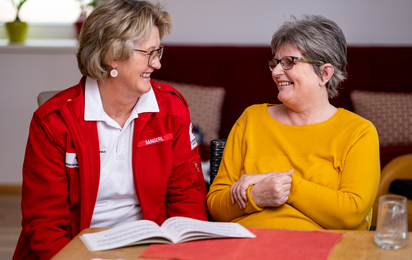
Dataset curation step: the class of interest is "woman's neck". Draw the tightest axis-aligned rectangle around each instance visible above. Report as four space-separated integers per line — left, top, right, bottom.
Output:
269 100 338 126
285 103 338 125
98 80 138 128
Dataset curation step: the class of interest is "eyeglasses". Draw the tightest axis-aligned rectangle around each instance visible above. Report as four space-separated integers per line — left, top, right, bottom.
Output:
134 46 164 66
268 56 325 71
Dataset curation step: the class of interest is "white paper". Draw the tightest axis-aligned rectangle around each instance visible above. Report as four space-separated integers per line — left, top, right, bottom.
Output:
81 220 171 251
81 217 256 252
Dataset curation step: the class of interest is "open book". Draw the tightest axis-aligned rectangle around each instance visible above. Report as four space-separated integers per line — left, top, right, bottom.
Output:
80 216 256 251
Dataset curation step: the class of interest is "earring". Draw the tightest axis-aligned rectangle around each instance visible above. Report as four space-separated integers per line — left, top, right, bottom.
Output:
110 68 118 78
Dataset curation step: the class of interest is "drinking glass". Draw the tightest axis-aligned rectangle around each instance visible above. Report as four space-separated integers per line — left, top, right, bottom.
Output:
374 195 409 249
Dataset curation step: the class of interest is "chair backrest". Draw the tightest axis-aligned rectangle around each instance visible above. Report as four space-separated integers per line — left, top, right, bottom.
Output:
209 139 226 185
37 90 60 107
372 153 412 230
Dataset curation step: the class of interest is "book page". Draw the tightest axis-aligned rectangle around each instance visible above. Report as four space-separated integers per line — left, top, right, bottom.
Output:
161 217 256 243
81 220 173 251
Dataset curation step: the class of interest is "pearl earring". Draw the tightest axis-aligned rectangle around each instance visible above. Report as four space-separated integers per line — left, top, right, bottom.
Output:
110 69 118 78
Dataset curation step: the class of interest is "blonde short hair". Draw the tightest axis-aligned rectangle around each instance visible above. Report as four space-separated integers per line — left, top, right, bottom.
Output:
77 0 172 81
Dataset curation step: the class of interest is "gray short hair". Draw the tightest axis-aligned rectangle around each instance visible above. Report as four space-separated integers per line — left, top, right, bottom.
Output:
77 0 172 81
271 15 347 98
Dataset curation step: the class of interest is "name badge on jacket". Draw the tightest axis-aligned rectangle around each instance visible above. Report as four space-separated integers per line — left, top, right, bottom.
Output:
65 153 79 168
137 133 174 148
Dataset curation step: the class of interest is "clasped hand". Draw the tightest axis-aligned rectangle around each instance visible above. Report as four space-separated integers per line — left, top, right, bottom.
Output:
230 170 293 209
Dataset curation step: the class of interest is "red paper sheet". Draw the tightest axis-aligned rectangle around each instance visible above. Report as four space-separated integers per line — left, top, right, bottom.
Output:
140 228 344 260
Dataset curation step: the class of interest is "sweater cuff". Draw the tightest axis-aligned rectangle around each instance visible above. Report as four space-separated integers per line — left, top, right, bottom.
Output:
288 173 302 204
245 186 264 213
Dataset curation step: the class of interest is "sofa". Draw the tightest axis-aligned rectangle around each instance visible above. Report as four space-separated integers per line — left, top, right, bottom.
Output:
151 46 412 169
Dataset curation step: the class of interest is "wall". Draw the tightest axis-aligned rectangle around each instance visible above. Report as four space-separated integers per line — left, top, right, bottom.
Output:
153 0 412 46
1 0 412 185
0 45 82 184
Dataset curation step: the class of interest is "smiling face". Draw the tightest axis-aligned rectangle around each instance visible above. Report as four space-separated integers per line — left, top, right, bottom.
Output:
272 44 326 110
109 26 162 99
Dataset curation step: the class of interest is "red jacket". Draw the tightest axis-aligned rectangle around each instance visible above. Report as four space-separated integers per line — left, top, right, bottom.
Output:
13 78 207 260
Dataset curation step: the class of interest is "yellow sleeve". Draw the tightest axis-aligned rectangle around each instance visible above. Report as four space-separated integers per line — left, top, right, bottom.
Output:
207 111 263 222
288 122 380 229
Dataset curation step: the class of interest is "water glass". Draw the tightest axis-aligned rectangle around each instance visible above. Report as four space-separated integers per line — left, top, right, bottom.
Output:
374 195 409 249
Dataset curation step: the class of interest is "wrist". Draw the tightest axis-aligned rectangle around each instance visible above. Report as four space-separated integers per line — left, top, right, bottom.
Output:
246 186 264 213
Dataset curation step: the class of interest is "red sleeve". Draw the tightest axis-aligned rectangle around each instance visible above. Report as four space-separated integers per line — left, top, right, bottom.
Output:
166 115 208 220
20 115 71 259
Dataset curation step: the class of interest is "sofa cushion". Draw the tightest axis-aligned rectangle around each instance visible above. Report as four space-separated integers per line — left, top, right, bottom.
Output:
350 90 412 147
153 79 226 144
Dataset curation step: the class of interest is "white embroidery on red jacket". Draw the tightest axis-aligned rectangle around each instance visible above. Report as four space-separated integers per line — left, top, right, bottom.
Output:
137 132 174 148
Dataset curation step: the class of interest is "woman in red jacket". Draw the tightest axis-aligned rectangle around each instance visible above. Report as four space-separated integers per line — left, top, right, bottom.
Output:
13 1 207 259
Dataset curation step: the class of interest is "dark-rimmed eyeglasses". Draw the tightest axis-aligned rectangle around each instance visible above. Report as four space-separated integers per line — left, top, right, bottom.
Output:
134 46 164 66
268 56 325 71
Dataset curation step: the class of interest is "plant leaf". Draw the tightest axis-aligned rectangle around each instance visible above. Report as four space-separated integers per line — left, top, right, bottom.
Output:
17 0 28 11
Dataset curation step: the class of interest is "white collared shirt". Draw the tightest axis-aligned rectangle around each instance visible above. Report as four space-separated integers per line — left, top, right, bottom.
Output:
84 77 159 227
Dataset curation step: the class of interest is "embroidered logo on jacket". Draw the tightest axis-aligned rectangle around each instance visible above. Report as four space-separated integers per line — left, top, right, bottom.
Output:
137 133 174 148
189 123 198 150
65 153 79 168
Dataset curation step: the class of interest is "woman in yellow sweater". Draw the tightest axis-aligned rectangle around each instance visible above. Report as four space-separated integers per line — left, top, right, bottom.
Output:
207 15 380 230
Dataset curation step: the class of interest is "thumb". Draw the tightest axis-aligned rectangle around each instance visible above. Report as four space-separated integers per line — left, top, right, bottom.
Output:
284 169 293 176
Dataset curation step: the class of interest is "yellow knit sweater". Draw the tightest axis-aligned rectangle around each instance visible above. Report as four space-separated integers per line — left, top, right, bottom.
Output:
207 104 380 230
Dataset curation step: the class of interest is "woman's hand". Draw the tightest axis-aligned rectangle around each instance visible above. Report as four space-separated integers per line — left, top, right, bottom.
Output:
230 172 273 209
250 170 293 208
230 170 293 209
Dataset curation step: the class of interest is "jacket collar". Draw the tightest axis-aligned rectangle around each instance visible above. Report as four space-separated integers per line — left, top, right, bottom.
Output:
84 77 159 122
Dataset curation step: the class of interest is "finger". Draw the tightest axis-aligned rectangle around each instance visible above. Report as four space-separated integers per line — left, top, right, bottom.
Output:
285 183 291 191
283 169 293 176
241 200 246 209
234 193 245 209
282 177 292 186
280 175 292 184
237 188 247 209
283 195 289 203
238 181 248 202
235 181 249 201
241 188 248 203
234 184 246 209
231 182 242 205
282 190 290 200
278 185 291 196
230 184 237 204
239 197 246 209
232 184 241 206
237 200 244 210
275 194 289 207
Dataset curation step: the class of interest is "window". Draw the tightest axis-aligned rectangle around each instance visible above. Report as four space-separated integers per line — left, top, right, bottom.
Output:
0 0 95 23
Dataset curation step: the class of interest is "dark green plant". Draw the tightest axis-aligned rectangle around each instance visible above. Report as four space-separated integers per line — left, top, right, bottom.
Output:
77 0 98 11
9 0 28 22
89 0 98 8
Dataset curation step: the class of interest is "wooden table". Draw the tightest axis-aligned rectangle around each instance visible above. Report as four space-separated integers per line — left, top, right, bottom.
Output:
52 228 412 260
